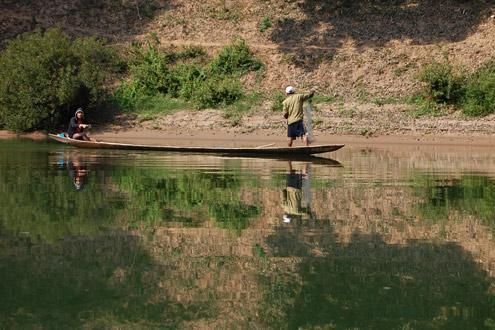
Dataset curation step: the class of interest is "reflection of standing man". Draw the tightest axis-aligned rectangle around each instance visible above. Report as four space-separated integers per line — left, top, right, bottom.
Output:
281 161 311 223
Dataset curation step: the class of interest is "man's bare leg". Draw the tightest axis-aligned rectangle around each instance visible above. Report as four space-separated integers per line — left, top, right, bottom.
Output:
303 134 310 146
288 137 295 147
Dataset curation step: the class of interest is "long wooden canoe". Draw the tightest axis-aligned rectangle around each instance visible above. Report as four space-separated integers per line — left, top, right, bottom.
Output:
48 134 344 156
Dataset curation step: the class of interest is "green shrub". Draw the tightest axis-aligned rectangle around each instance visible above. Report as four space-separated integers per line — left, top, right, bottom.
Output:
417 60 464 104
127 40 177 95
259 16 272 32
116 39 261 111
209 38 263 76
190 77 243 109
0 28 118 131
173 64 207 100
174 46 207 61
461 61 495 116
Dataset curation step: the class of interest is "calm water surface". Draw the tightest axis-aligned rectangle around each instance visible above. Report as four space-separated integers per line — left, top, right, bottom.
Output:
1 139 495 329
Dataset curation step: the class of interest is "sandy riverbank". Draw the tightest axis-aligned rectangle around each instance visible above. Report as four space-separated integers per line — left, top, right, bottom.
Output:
2 127 495 149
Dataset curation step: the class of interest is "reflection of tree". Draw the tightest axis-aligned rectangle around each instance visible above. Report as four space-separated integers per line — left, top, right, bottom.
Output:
113 169 262 232
0 231 215 328
0 150 116 242
415 175 495 229
260 226 495 329
0 142 263 240
270 0 492 69
208 202 260 233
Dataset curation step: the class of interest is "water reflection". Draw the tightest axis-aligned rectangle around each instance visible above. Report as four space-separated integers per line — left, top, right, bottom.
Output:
281 161 312 224
54 151 94 191
0 230 215 328
2 140 495 328
262 228 495 329
415 174 495 230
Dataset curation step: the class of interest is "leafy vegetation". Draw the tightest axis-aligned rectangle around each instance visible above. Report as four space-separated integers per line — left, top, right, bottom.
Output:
0 29 263 131
417 60 464 105
223 92 263 126
259 16 272 32
209 38 263 75
416 58 495 117
461 61 495 116
114 37 263 112
0 28 120 131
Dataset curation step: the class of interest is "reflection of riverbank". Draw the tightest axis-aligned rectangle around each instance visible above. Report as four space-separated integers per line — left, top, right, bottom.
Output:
3 140 495 328
4 215 493 329
0 130 46 140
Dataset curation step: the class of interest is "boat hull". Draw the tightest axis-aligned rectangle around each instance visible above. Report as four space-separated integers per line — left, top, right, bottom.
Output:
48 134 344 156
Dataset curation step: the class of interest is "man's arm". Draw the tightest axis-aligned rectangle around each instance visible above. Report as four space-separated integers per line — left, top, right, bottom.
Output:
283 101 289 119
301 90 315 102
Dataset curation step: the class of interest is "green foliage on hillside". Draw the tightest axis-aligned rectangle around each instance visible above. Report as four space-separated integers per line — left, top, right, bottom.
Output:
417 60 464 105
417 58 495 117
114 37 263 111
209 38 263 75
462 61 495 116
0 28 120 131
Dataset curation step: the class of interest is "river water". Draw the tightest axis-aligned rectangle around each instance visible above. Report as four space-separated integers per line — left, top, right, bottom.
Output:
1 138 495 328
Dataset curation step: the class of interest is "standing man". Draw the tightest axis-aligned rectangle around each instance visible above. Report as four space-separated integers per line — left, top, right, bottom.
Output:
282 86 315 147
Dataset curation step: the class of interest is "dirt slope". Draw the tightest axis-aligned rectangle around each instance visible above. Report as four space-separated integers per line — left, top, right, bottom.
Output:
1 0 495 136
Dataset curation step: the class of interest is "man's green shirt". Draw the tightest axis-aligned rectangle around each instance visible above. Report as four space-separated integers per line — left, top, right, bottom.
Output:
282 92 314 125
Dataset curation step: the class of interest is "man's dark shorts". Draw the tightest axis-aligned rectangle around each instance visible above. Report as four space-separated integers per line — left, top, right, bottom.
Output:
287 120 306 138
287 171 303 189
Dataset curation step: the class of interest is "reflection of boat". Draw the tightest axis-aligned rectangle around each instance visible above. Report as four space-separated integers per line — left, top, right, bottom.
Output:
271 155 342 167
48 134 344 156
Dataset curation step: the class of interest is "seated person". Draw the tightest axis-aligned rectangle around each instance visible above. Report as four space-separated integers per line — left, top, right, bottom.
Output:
67 108 91 140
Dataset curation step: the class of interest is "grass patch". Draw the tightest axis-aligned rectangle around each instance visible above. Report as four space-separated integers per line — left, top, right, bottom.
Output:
313 94 340 104
259 16 272 32
372 96 402 106
355 86 369 102
223 92 263 125
339 107 357 118
123 94 192 117
407 94 446 117
207 2 240 21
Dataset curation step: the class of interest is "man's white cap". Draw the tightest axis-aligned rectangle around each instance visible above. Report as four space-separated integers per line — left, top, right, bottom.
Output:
285 86 295 94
